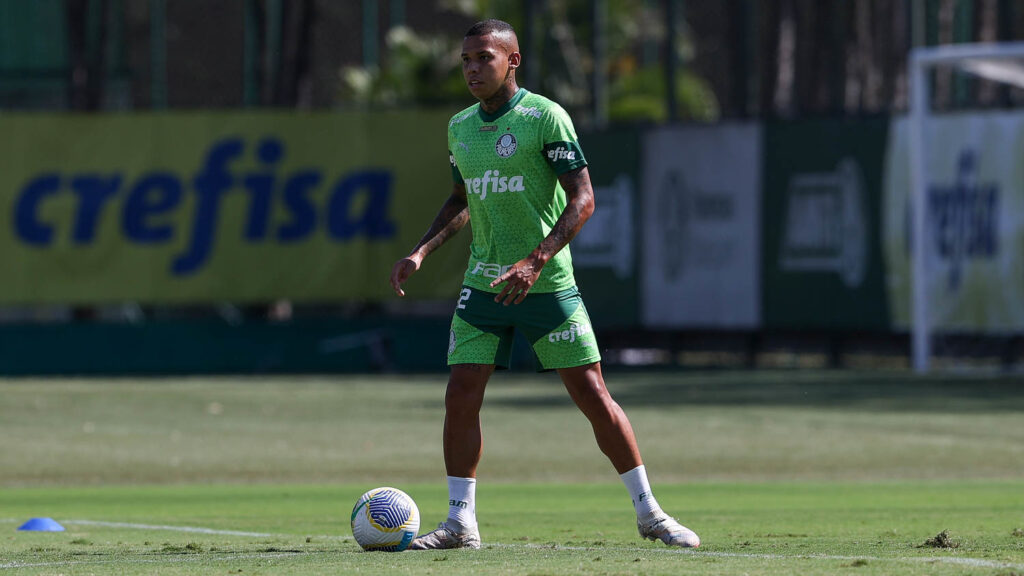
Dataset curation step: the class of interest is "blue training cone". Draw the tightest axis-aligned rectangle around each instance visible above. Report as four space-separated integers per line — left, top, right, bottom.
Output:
18 518 65 532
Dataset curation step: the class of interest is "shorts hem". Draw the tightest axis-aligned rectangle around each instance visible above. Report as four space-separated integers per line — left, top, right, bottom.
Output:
537 355 602 372
448 360 509 370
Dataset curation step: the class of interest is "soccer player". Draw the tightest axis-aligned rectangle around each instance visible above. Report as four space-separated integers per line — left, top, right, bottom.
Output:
389 18 699 550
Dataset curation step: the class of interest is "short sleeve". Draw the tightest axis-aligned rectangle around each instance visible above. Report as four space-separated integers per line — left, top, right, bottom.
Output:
448 149 463 185
541 105 587 174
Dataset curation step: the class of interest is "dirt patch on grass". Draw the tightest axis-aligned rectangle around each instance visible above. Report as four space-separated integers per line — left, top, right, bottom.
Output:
921 530 959 549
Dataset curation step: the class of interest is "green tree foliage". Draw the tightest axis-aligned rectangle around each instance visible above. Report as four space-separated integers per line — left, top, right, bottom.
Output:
338 0 718 124
339 26 466 108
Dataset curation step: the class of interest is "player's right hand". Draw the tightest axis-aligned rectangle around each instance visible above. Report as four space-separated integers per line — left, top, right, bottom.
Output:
390 256 421 297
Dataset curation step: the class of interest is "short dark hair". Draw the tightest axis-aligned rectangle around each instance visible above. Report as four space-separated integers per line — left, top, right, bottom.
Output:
465 19 516 38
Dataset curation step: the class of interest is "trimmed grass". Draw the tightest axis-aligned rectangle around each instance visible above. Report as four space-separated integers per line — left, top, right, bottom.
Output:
3 482 1024 575
2 372 1023 485
2 371 1023 574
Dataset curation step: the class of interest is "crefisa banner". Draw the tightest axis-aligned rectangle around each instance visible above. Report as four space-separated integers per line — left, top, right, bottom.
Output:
0 112 469 304
884 112 1024 332
640 123 762 329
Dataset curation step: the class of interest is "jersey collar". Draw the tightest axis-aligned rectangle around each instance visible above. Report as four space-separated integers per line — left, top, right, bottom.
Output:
477 88 529 123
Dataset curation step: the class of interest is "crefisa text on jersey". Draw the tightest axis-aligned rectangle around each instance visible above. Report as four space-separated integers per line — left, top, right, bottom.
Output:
13 137 397 276
464 170 525 200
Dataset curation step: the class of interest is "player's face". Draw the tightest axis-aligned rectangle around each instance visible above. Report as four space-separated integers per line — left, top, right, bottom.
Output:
461 34 518 100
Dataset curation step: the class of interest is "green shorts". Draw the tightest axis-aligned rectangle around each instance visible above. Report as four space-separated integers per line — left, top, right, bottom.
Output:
447 285 601 370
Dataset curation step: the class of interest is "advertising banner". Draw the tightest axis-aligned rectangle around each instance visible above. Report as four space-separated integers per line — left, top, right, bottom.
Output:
641 123 761 329
0 111 470 304
884 113 1024 331
762 117 890 330
572 128 640 327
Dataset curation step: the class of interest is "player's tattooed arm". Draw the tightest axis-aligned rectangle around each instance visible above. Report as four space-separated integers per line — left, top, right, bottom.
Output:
390 183 469 297
489 166 594 305
412 182 470 259
543 166 596 258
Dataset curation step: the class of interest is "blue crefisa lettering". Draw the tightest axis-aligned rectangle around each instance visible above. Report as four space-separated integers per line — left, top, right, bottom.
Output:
12 137 397 276
71 175 121 243
15 173 61 245
278 172 321 242
927 150 1000 291
124 173 182 243
172 138 244 275
327 171 396 240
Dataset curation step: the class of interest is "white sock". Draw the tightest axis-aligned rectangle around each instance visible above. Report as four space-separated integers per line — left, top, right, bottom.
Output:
446 476 477 531
620 465 661 518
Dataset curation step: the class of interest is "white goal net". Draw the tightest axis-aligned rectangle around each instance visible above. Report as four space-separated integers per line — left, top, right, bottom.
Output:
904 42 1024 373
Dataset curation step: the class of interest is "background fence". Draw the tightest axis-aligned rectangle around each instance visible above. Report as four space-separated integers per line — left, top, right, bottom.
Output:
2 0 1023 373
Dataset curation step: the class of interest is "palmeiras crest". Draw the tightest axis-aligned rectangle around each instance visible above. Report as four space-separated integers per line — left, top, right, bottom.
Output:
495 133 518 158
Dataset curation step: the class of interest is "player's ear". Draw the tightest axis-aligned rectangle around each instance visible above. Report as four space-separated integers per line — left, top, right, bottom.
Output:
508 51 521 69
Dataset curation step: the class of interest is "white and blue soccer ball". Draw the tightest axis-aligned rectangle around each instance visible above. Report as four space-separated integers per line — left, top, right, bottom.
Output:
350 487 420 552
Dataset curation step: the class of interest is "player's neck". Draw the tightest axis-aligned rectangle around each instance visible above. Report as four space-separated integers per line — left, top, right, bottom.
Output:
479 81 520 114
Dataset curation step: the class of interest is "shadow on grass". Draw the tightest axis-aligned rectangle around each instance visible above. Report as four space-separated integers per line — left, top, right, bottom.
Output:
488 371 1024 412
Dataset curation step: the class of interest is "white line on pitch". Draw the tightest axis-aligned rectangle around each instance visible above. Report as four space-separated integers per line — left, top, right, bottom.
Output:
0 552 301 570
62 519 273 537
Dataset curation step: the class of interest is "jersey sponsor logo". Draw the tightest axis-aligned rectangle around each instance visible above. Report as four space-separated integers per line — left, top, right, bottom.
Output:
470 260 513 279
449 109 475 126
465 170 525 200
546 146 577 162
479 125 498 132
495 133 518 158
548 322 591 343
514 104 542 119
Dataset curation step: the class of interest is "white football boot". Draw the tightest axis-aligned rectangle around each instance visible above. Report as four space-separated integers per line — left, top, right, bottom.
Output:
408 520 481 550
638 511 700 548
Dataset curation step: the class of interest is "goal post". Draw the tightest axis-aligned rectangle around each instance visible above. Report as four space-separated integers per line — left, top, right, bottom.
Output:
908 42 1024 373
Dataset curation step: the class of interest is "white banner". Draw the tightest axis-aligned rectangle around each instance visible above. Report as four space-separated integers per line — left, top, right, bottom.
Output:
641 123 762 328
884 113 1024 331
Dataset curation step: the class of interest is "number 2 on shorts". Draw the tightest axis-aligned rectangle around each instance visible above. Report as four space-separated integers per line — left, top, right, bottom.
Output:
456 288 471 310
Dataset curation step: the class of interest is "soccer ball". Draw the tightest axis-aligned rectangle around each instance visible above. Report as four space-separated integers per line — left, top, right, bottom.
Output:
350 487 420 552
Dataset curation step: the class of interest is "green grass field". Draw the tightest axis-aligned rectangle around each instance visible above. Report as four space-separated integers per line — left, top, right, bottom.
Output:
2 371 1024 575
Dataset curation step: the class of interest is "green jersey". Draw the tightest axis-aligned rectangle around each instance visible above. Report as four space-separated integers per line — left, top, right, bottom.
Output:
447 88 587 294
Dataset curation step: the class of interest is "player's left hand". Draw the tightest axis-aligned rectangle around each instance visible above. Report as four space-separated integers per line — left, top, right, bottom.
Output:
490 255 544 305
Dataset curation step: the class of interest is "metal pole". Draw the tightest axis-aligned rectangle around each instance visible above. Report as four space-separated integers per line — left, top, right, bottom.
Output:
644 0 658 66
265 0 283 105
828 0 845 115
665 0 679 122
952 0 973 107
243 0 259 106
592 0 607 128
524 0 540 90
911 0 925 48
909 49 930 373
108 0 125 88
390 0 405 28
149 0 166 109
745 0 759 117
363 0 378 68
